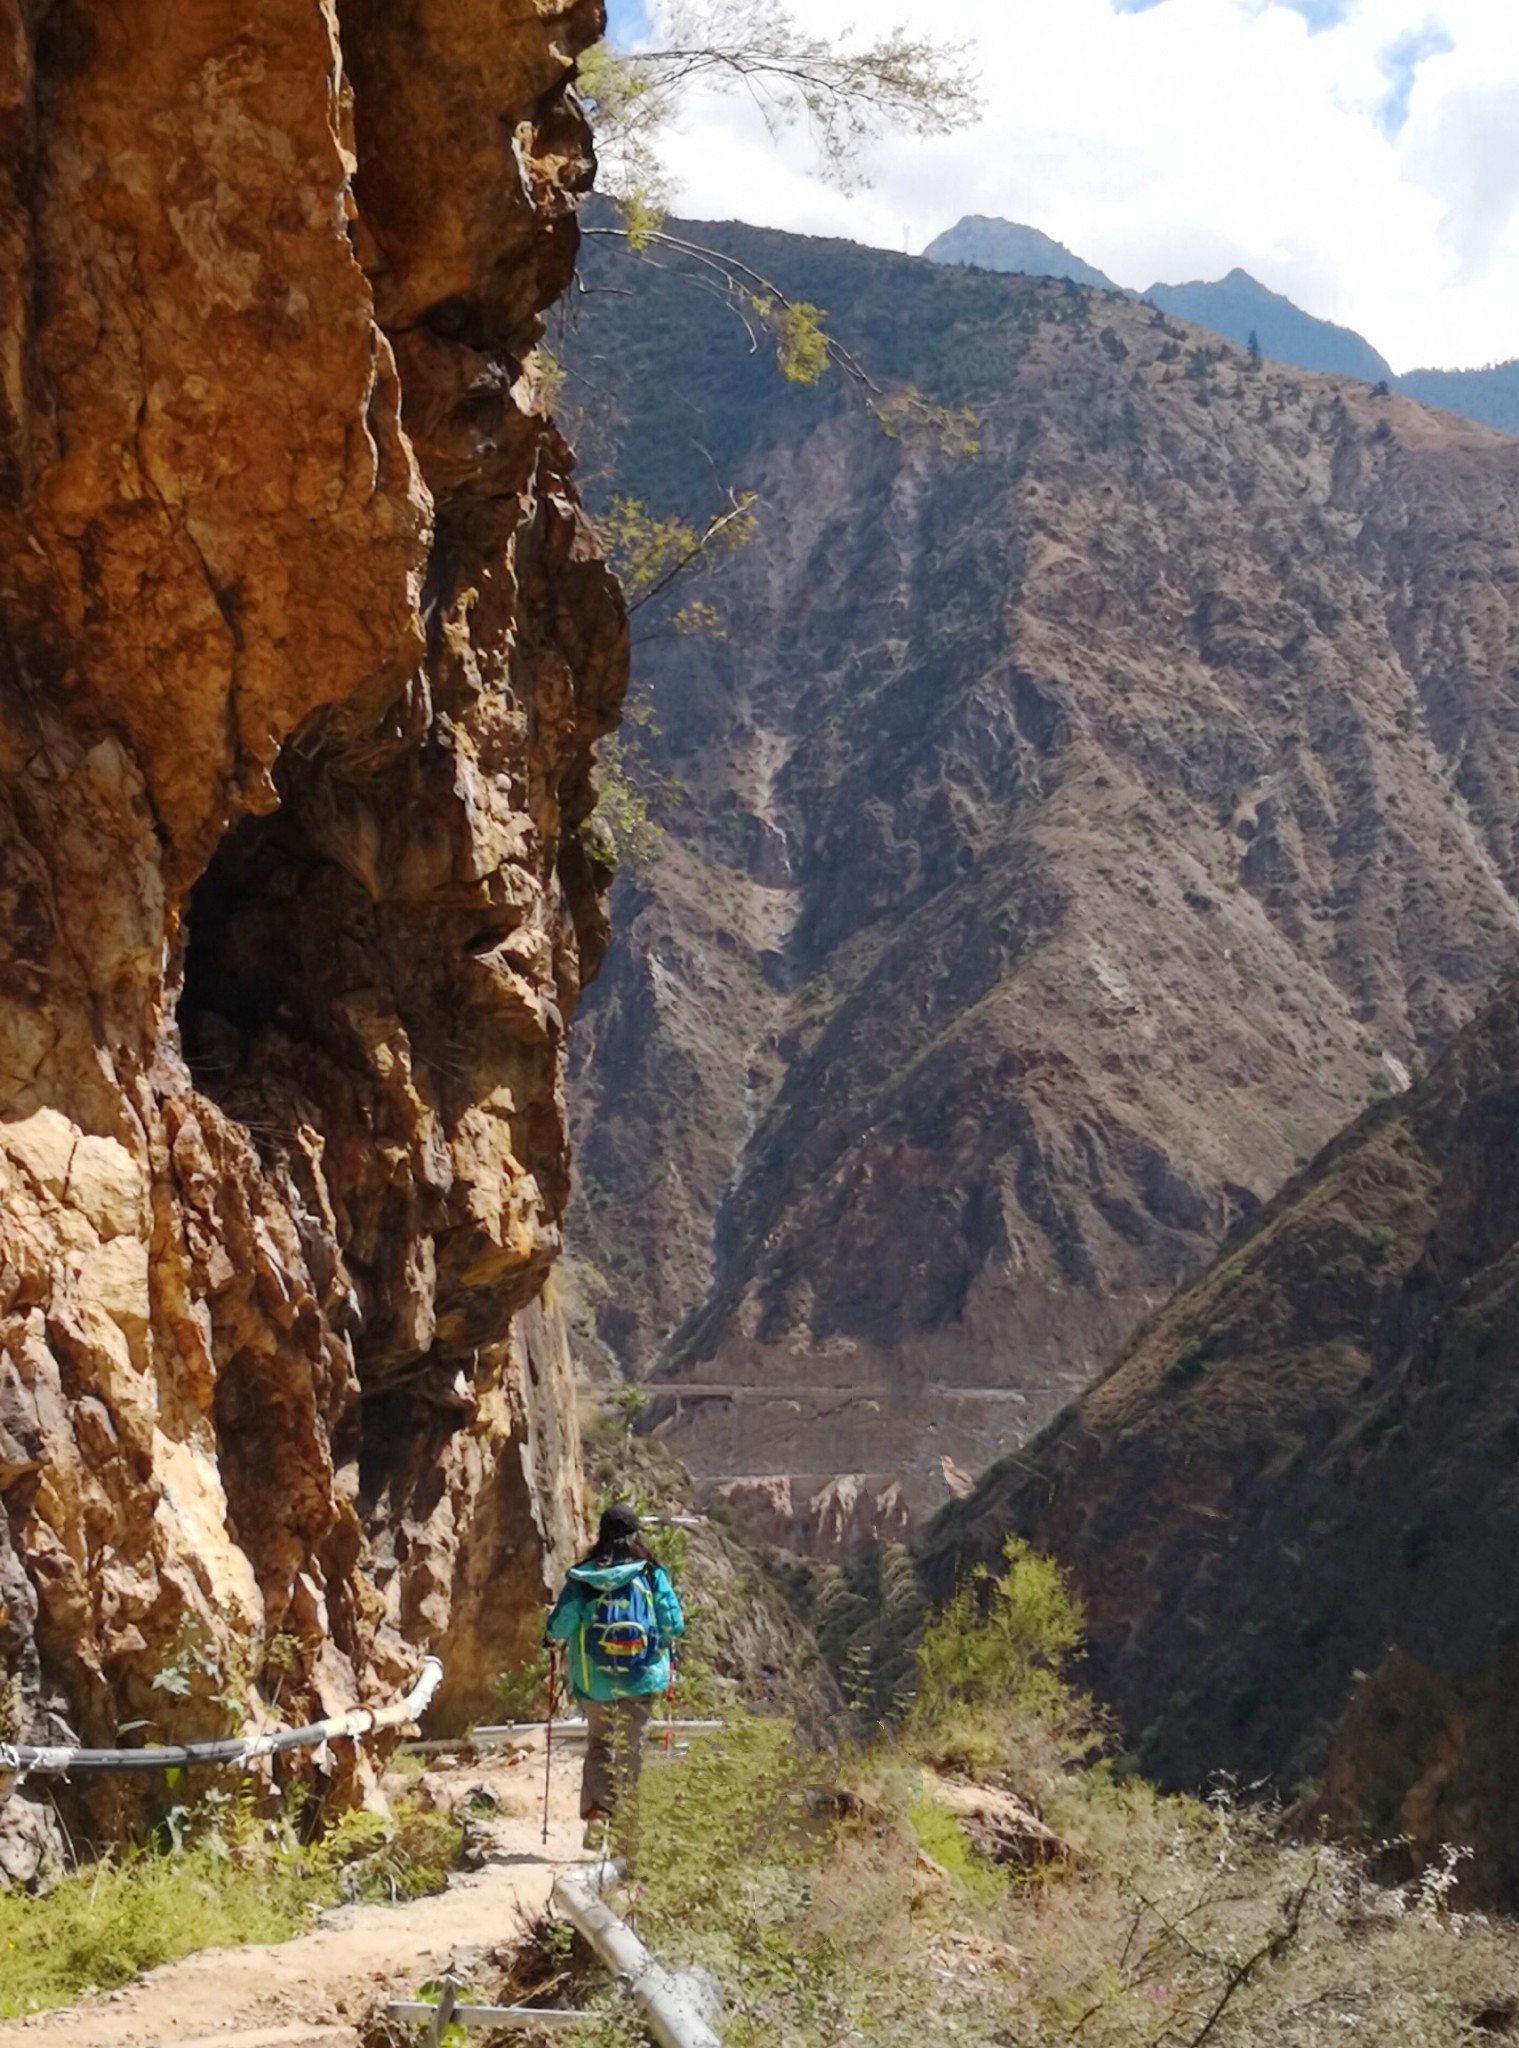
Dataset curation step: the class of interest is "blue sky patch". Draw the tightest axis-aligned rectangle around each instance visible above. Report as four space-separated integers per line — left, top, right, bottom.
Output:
1376 22 1455 134
605 0 653 44
1112 0 1350 21
1274 0 1355 29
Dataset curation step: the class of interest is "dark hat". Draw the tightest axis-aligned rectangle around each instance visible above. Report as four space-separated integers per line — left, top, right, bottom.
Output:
597 1502 642 1541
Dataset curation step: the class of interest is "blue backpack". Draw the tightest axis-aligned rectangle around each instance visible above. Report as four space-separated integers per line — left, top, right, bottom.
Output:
585 1569 660 1681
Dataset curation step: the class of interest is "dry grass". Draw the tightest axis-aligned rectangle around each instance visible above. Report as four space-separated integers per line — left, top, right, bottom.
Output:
636 1728 1519 2048
0 1795 462 2019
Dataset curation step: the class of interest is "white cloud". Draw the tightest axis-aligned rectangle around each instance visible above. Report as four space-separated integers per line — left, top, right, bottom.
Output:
638 0 1519 371
1405 80 1519 278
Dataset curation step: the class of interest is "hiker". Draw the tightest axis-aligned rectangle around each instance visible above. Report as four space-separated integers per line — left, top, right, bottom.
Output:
545 1502 684 1848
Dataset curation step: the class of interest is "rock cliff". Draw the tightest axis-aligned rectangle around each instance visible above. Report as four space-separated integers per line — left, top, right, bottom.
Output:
561 221 1519 1540
922 973 1519 1904
0 0 625 1834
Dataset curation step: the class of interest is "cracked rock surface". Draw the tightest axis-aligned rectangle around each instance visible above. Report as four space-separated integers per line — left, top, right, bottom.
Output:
0 0 625 1835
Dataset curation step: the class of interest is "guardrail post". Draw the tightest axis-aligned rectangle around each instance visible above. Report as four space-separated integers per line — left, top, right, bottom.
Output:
429 1973 459 2048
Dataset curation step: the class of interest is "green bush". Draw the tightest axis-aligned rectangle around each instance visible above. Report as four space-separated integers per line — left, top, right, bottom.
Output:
910 1537 1086 1737
581 1710 854 2048
636 1711 825 1924
906 1795 1005 1905
493 1645 554 1721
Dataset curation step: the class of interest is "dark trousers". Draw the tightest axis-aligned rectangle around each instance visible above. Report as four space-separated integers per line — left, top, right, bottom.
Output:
581 1694 653 1821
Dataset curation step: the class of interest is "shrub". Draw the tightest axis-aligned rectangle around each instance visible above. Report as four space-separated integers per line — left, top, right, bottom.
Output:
906 1795 1005 1905
1167 1336 1210 1383
492 1645 554 1721
595 1711 854 2048
908 1539 1092 1772
636 1711 826 1924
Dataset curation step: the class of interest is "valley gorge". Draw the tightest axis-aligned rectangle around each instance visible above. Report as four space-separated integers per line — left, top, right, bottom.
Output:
561 220 1519 1550
1 0 1519 1978
0 0 624 1876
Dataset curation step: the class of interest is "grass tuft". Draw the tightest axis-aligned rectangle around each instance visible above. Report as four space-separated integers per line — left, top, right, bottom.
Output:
0 1793 462 2018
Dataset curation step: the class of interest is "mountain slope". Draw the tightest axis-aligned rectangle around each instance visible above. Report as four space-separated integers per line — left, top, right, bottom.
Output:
1400 360 1519 436
924 218 1518 435
922 973 1519 1904
1144 269 1394 385
562 219 1519 1537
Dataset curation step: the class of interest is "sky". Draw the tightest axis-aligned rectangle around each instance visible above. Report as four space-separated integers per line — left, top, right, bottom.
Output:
604 0 1519 373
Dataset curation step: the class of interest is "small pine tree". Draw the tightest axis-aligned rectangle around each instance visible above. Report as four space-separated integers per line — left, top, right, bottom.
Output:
1247 328 1263 370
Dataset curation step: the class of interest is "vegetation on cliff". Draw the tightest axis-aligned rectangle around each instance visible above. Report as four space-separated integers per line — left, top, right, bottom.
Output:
925 972 1519 1906
581 2 978 213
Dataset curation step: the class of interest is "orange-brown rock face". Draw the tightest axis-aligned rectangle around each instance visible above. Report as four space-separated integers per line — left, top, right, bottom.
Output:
0 0 625 1797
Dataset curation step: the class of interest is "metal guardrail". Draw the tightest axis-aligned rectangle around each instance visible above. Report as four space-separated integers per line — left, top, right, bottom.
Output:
387 1984 592 2039
553 1862 722 2048
0 1657 444 1793
385 1860 722 2048
401 1719 722 1756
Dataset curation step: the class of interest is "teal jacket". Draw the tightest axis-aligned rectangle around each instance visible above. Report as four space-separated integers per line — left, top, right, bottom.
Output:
545 1558 684 1702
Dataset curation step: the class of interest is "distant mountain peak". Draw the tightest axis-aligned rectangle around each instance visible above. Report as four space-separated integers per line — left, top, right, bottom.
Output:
924 216 1516 431
923 215 1409 393
922 215 1117 292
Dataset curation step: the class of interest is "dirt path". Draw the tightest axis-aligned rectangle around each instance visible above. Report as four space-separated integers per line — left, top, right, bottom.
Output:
0 1739 591 2048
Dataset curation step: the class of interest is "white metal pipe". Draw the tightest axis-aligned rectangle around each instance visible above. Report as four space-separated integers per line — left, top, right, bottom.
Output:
553 1864 723 2048
0 1657 443 1781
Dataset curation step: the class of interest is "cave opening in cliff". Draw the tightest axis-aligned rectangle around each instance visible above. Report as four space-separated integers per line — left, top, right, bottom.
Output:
176 800 360 1122
179 812 295 1097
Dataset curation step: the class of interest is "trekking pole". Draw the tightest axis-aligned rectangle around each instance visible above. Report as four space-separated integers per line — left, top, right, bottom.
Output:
542 1644 560 1846
664 1646 676 1756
